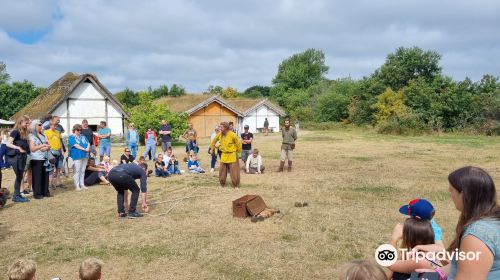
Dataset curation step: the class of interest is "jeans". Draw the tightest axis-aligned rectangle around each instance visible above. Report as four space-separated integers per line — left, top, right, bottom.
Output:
73 158 88 189
108 170 139 214
143 143 156 160
9 154 26 196
210 153 217 169
167 163 181 175
0 144 11 168
189 167 205 173
241 149 251 163
155 168 169 177
99 143 111 157
128 142 138 159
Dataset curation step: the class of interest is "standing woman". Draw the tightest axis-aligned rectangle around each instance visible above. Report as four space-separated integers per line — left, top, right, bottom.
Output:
126 123 139 159
29 120 52 199
6 116 30 202
68 124 90 191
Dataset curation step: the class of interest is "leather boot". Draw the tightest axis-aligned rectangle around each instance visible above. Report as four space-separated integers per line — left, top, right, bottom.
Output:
277 161 285 172
287 160 292 172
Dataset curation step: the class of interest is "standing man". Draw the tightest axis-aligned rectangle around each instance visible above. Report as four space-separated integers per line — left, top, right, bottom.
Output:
107 163 148 218
81 119 95 151
97 121 111 162
182 123 197 157
209 122 242 188
125 123 139 159
44 120 64 189
240 125 253 165
263 118 269 136
159 120 172 153
278 119 297 172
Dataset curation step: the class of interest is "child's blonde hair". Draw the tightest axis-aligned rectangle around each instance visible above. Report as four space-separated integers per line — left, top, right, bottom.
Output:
7 259 36 280
338 260 387 280
79 257 103 280
103 156 110 162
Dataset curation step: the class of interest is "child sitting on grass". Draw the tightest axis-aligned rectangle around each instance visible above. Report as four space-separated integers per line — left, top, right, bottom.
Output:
187 151 205 173
167 154 181 175
7 259 36 280
155 154 169 177
162 146 173 166
79 257 103 280
338 260 387 280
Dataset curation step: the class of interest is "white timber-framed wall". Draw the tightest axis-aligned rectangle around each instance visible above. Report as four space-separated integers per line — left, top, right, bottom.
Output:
240 104 281 133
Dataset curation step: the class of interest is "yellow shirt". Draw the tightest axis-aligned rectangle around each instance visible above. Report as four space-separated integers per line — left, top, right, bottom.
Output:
210 131 242 163
44 129 62 150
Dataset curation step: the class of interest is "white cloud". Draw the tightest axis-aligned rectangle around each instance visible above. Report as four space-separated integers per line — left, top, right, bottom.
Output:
0 0 499 92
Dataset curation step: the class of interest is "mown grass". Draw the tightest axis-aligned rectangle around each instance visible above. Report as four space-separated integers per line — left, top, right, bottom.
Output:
0 128 498 279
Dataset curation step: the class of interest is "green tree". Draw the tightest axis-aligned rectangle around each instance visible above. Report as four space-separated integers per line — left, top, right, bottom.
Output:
0 80 44 119
203 85 223 95
347 77 386 125
115 88 139 108
314 79 359 122
170 84 186 97
0 61 10 84
372 88 410 124
129 101 188 143
151 85 169 99
242 85 270 98
373 46 442 91
271 48 329 106
221 86 239 98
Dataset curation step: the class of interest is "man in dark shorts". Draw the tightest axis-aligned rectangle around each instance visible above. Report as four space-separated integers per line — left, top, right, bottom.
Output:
108 163 148 218
159 119 172 153
240 125 253 165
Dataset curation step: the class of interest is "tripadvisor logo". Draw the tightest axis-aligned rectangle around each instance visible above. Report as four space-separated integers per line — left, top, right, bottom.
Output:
375 244 482 267
375 244 397 267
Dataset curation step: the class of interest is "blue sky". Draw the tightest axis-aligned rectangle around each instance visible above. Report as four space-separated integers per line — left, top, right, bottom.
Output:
0 0 499 93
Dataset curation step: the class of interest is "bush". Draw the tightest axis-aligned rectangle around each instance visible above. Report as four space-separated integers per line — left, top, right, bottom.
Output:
376 114 427 135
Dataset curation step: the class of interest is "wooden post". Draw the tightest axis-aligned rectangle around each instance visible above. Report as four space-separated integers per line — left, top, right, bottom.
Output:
66 99 70 133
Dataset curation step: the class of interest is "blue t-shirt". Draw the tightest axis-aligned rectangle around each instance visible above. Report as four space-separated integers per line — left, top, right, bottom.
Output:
98 127 111 146
68 134 89 160
432 219 442 242
448 219 500 280
187 159 199 168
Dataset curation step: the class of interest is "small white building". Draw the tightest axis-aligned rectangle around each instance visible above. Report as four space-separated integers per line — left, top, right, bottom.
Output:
239 99 285 133
11 72 128 136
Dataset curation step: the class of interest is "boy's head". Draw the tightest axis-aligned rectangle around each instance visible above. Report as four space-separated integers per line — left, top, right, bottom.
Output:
157 154 163 161
8 259 36 280
103 156 110 163
399 198 435 220
79 257 103 280
138 156 145 164
166 147 173 156
252 148 259 157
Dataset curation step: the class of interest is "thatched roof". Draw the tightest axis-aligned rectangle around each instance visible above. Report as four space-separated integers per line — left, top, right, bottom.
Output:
11 72 128 121
155 94 285 116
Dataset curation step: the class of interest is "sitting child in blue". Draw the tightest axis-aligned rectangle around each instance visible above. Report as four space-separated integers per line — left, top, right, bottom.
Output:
187 152 204 173
167 155 181 175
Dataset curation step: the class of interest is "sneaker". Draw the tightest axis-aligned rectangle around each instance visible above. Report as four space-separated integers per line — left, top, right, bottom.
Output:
12 195 30 203
127 212 144 219
210 168 214 173
118 212 127 218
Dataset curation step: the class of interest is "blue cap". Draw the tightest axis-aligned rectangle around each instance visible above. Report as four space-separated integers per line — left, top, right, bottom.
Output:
399 198 435 220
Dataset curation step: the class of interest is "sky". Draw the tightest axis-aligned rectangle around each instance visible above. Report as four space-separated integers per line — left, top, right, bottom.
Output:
0 0 499 93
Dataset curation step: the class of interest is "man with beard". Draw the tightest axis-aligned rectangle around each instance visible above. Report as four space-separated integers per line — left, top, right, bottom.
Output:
209 122 242 187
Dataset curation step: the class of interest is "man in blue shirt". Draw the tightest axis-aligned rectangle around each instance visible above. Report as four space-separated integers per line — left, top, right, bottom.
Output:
97 121 111 162
108 163 148 218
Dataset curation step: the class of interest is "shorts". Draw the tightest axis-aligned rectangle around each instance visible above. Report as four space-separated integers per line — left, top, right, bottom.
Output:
161 142 172 151
24 154 32 170
99 144 111 157
280 149 293 161
51 150 63 169
241 150 251 163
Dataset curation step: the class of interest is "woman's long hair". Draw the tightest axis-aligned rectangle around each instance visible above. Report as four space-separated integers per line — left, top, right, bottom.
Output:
401 218 435 251
448 166 500 251
13 115 30 140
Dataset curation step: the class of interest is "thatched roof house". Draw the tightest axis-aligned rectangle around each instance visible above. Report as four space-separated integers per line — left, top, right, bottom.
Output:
11 72 128 135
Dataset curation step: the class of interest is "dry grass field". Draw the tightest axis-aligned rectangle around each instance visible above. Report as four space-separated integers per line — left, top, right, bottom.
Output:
1 127 499 279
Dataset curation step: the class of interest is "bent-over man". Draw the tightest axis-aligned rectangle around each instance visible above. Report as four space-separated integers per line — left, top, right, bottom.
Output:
108 163 148 218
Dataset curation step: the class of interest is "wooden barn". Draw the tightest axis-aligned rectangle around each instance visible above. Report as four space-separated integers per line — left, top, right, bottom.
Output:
11 72 128 136
156 95 285 137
